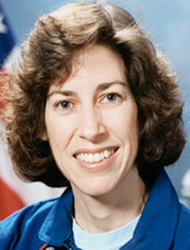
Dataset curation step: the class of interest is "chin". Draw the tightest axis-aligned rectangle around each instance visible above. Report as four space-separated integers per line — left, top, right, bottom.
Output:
75 180 116 198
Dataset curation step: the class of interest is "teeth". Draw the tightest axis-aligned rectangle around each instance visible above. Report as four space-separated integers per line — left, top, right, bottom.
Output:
104 150 110 158
75 149 115 163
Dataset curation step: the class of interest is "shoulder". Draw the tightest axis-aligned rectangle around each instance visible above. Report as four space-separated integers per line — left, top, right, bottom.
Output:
178 203 190 229
173 203 190 249
0 197 58 249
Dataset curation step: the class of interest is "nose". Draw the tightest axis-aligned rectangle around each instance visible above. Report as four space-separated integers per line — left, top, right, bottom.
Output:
78 105 106 142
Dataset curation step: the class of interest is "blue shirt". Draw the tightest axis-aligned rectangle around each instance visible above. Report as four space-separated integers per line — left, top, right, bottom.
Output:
1 169 190 249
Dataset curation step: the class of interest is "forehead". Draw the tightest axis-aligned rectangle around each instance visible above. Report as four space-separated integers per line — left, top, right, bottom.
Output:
74 44 124 67
71 44 126 83
50 44 127 92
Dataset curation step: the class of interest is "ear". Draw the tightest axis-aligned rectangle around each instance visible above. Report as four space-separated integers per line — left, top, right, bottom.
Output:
40 131 48 141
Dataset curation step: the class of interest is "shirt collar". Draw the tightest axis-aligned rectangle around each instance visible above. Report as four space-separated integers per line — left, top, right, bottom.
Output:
39 169 180 249
39 187 74 247
125 169 180 249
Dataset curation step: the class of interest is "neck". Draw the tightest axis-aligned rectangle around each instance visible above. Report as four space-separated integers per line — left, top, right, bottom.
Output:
72 167 148 234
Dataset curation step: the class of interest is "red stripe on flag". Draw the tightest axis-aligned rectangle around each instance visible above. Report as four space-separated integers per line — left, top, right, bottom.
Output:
0 177 25 220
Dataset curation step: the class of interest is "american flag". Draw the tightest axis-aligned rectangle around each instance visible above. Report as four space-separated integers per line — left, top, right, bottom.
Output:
0 2 25 220
0 3 62 220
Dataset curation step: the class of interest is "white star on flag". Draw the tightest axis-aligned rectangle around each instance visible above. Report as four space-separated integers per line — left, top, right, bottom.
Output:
0 13 7 33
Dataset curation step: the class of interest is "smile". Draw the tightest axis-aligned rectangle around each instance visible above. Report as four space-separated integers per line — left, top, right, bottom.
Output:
74 149 117 163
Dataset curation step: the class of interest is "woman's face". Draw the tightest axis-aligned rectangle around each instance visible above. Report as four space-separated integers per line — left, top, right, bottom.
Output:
44 45 139 197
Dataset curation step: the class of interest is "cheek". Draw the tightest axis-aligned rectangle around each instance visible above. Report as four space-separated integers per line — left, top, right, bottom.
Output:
107 104 139 138
117 106 139 155
45 115 76 156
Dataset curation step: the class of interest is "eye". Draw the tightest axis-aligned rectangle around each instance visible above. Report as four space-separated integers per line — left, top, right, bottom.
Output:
105 93 121 102
57 100 72 110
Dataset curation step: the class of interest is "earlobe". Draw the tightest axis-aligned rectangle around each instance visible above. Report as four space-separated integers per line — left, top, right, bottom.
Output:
41 131 48 141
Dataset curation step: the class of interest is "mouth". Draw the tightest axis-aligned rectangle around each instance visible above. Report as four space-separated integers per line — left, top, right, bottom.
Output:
74 148 118 164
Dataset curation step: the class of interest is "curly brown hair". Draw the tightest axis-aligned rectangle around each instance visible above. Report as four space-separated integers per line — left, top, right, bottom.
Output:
4 2 185 187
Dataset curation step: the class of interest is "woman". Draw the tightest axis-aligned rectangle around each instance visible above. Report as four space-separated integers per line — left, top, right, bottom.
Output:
1 2 190 249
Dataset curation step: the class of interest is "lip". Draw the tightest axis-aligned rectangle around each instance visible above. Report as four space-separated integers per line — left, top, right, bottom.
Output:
73 147 119 171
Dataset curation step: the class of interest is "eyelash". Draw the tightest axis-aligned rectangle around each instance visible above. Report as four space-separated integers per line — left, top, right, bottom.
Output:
103 92 122 103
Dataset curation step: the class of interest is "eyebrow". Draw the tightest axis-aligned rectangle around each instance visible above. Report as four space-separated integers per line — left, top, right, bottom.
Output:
47 90 78 99
95 81 128 92
47 81 128 99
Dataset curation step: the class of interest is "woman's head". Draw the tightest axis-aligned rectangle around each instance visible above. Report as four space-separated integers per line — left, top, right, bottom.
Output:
5 2 185 187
